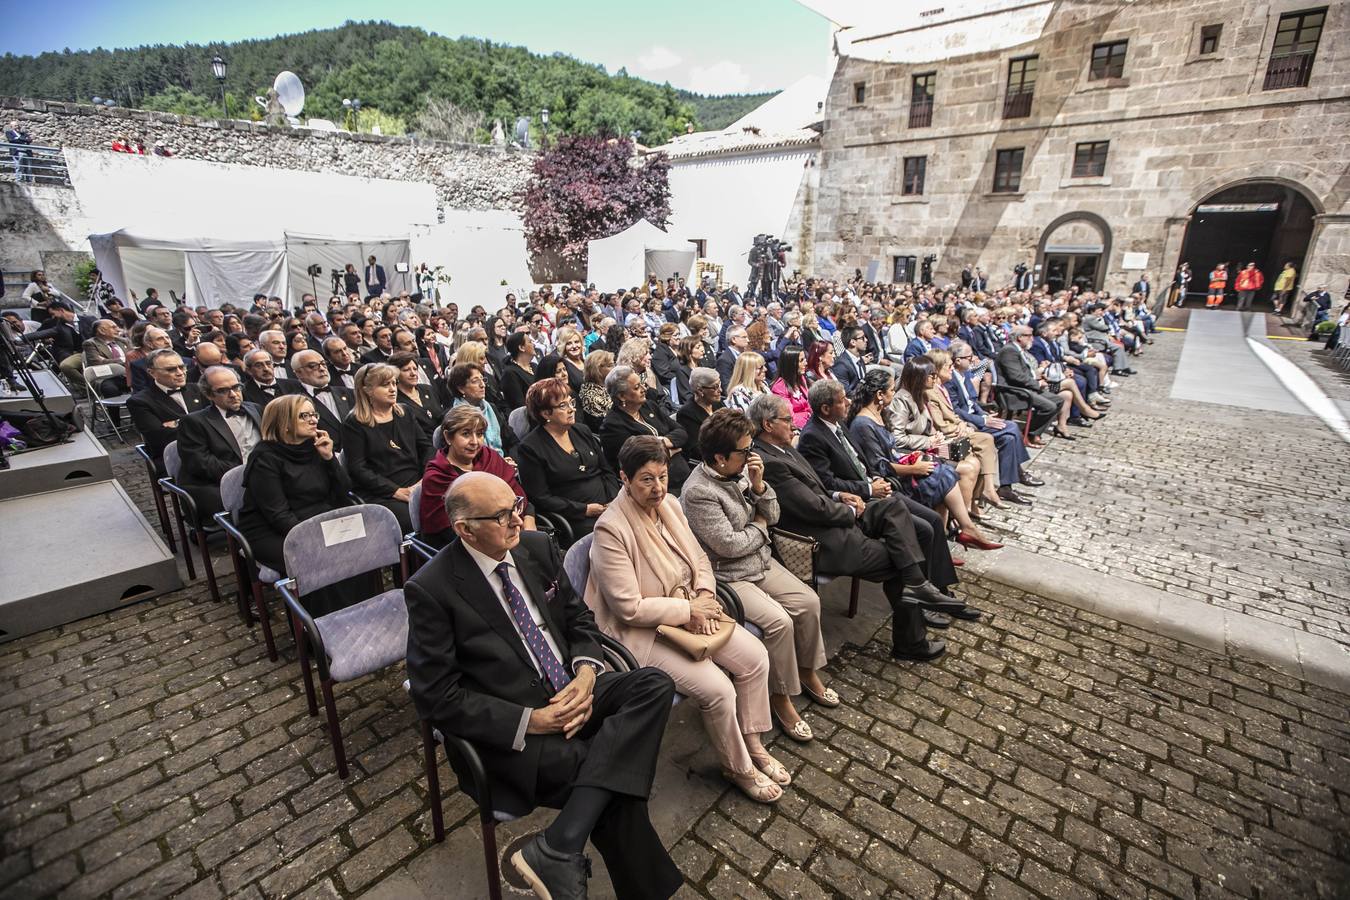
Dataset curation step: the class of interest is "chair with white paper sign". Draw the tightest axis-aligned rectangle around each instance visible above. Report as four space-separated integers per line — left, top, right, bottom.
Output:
275 503 411 778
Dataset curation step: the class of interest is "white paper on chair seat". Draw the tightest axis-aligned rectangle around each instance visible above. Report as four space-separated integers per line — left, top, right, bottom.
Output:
91 365 114 377
321 514 366 547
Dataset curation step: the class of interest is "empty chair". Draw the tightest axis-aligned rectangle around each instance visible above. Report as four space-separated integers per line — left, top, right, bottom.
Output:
276 504 409 779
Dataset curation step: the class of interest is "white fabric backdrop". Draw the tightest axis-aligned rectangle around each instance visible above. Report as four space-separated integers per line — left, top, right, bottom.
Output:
186 250 287 307
587 219 695 289
118 248 185 306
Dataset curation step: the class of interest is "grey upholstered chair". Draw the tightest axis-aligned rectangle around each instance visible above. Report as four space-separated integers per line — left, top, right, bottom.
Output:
214 465 283 661
276 504 410 779
507 406 530 442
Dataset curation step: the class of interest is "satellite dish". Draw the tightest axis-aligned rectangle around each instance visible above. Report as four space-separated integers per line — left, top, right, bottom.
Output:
514 116 532 149
274 71 305 117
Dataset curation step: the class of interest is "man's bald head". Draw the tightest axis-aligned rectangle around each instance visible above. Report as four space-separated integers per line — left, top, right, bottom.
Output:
446 472 521 557
195 341 224 367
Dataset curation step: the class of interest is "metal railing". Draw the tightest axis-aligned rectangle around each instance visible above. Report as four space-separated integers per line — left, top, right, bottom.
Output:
1263 52 1315 90
2 144 71 186
908 99 933 129
1002 90 1034 119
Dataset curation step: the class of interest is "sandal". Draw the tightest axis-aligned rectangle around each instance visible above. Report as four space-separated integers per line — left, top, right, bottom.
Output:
772 711 814 743
749 752 792 786
723 769 783 804
802 684 840 708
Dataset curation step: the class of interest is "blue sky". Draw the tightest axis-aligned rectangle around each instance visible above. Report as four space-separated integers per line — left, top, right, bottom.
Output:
0 0 833 95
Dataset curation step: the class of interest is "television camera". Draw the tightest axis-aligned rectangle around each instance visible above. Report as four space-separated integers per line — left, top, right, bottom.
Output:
747 234 792 300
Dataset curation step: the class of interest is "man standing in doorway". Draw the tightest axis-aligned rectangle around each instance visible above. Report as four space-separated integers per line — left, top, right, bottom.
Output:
1234 262 1264 312
364 255 386 297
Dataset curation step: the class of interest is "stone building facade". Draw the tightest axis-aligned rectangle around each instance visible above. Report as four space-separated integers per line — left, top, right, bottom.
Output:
810 0 1350 299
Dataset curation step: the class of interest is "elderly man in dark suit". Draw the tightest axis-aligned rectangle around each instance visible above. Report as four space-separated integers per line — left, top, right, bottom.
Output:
793 380 981 617
994 325 1071 444
715 325 748 390
948 339 1039 502
175 366 262 518
747 392 966 663
240 349 300 408
289 349 354 451
405 472 682 900
127 349 208 468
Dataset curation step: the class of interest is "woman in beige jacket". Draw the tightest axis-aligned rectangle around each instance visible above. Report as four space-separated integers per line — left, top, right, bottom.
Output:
925 349 1002 511
585 435 786 804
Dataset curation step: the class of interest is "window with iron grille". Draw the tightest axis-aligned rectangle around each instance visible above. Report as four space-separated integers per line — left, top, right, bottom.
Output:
1003 56 1037 118
909 73 936 128
902 156 927 196
1089 40 1128 80
853 81 866 104
1199 24 1222 55
993 148 1024 193
1264 8 1325 90
1072 141 1109 178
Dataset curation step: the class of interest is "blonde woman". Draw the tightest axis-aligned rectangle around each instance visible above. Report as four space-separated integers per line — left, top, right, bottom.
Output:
724 351 768 412
924 349 1003 511
579 349 615 433
616 336 658 393
552 324 586 392
341 363 432 531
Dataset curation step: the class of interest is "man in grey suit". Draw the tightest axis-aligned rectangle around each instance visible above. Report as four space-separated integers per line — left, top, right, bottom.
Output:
994 326 1070 441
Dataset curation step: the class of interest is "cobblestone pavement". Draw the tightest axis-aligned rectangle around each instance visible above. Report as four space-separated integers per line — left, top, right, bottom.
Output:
674 580 1350 900
1 351 1348 899
985 327 1350 647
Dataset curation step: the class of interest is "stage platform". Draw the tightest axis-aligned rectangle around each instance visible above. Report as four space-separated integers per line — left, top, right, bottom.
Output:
0 479 181 642
0 427 112 499
0 369 77 415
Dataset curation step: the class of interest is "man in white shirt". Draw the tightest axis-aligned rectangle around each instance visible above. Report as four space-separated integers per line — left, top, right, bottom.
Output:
257 329 291 382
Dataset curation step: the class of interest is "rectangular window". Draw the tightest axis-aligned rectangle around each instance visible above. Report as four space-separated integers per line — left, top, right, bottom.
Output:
909 72 936 128
853 81 866 104
902 156 927 195
993 148 1024 193
1003 56 1037 118
893 255 917 284
1199 23 1222 55
1071 141 1109 177
1089 40 1129 79
1264 8 1325 90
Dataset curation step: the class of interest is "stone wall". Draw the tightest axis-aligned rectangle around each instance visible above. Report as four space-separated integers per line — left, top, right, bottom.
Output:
813 0 1350 294
0 96 534 213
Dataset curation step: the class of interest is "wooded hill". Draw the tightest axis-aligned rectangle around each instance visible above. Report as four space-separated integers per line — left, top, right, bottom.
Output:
0 20 776 144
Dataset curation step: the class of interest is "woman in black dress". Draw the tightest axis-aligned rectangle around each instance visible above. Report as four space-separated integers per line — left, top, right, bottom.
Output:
341 362 432 532
598 364 691 493
499 330 536 411
515 378 619 541
484 315 511 370
237 394 355 615
391 350 445 440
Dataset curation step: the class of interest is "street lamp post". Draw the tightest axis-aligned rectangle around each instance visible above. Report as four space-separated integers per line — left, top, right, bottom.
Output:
539 107 550 149
343 98 362 132
210 55 228 118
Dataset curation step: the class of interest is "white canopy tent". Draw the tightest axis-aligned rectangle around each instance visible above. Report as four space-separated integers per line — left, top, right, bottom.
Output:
586 219 697 290
67 148 433 307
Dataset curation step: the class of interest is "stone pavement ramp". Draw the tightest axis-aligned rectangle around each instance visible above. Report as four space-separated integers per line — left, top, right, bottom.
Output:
1171 310 1303 414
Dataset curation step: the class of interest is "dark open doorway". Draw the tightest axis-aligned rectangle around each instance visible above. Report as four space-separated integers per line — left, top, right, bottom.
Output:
1178 182 1316 305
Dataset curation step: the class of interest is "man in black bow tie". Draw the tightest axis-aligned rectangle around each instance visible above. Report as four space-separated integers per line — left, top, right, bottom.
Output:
127 349 208 469
241 349 300 408
175 366 263 517
290 349 354 450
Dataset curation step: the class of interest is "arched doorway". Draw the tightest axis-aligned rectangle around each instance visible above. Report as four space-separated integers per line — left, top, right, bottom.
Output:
1177 182 1316 305
1038 213 1111 293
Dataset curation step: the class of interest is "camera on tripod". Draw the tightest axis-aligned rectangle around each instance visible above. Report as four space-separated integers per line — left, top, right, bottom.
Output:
748 235 792 299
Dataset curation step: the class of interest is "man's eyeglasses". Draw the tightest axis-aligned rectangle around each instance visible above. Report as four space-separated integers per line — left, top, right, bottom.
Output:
155 365 187 373
212 383 243 394
464 496 527 527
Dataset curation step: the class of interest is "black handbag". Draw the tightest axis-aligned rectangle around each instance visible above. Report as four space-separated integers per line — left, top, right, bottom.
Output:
946 436 972 462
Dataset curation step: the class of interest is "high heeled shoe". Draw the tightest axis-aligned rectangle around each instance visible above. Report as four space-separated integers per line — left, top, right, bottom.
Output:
1051 428 1077 440
956 531 1003 551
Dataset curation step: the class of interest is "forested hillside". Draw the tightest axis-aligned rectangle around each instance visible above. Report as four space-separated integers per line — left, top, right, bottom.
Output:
0 21 775 144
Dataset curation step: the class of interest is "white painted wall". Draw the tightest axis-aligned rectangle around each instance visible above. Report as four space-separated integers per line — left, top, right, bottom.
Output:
665 148 816 287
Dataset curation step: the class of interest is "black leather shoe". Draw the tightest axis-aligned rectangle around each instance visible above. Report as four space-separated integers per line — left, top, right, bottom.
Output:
949 605 983 621
997 486 1032 505
1018 471 1045 487
1051 428 1077 440
891 640 947 663
1067 417 1093 428
923 611 951 629
903 581 968 613
512 834 592 900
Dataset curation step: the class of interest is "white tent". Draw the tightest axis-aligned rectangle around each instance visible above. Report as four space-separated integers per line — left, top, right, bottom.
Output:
410 210 536 307
586 219 697 289
87 227 411 309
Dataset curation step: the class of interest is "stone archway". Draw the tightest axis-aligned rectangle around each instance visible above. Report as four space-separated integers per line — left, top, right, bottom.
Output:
1037 212 1112 293
1177 181 1318 305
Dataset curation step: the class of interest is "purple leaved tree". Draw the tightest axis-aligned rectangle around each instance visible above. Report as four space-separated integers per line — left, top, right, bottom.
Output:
524 136 671 282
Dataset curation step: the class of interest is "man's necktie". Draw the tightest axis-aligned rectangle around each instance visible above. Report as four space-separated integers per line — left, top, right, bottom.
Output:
495 563 571 692
836 426 866 479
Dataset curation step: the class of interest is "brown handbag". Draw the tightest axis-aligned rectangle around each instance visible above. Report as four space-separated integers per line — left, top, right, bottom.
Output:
769 528 818 585
655 612 737 661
